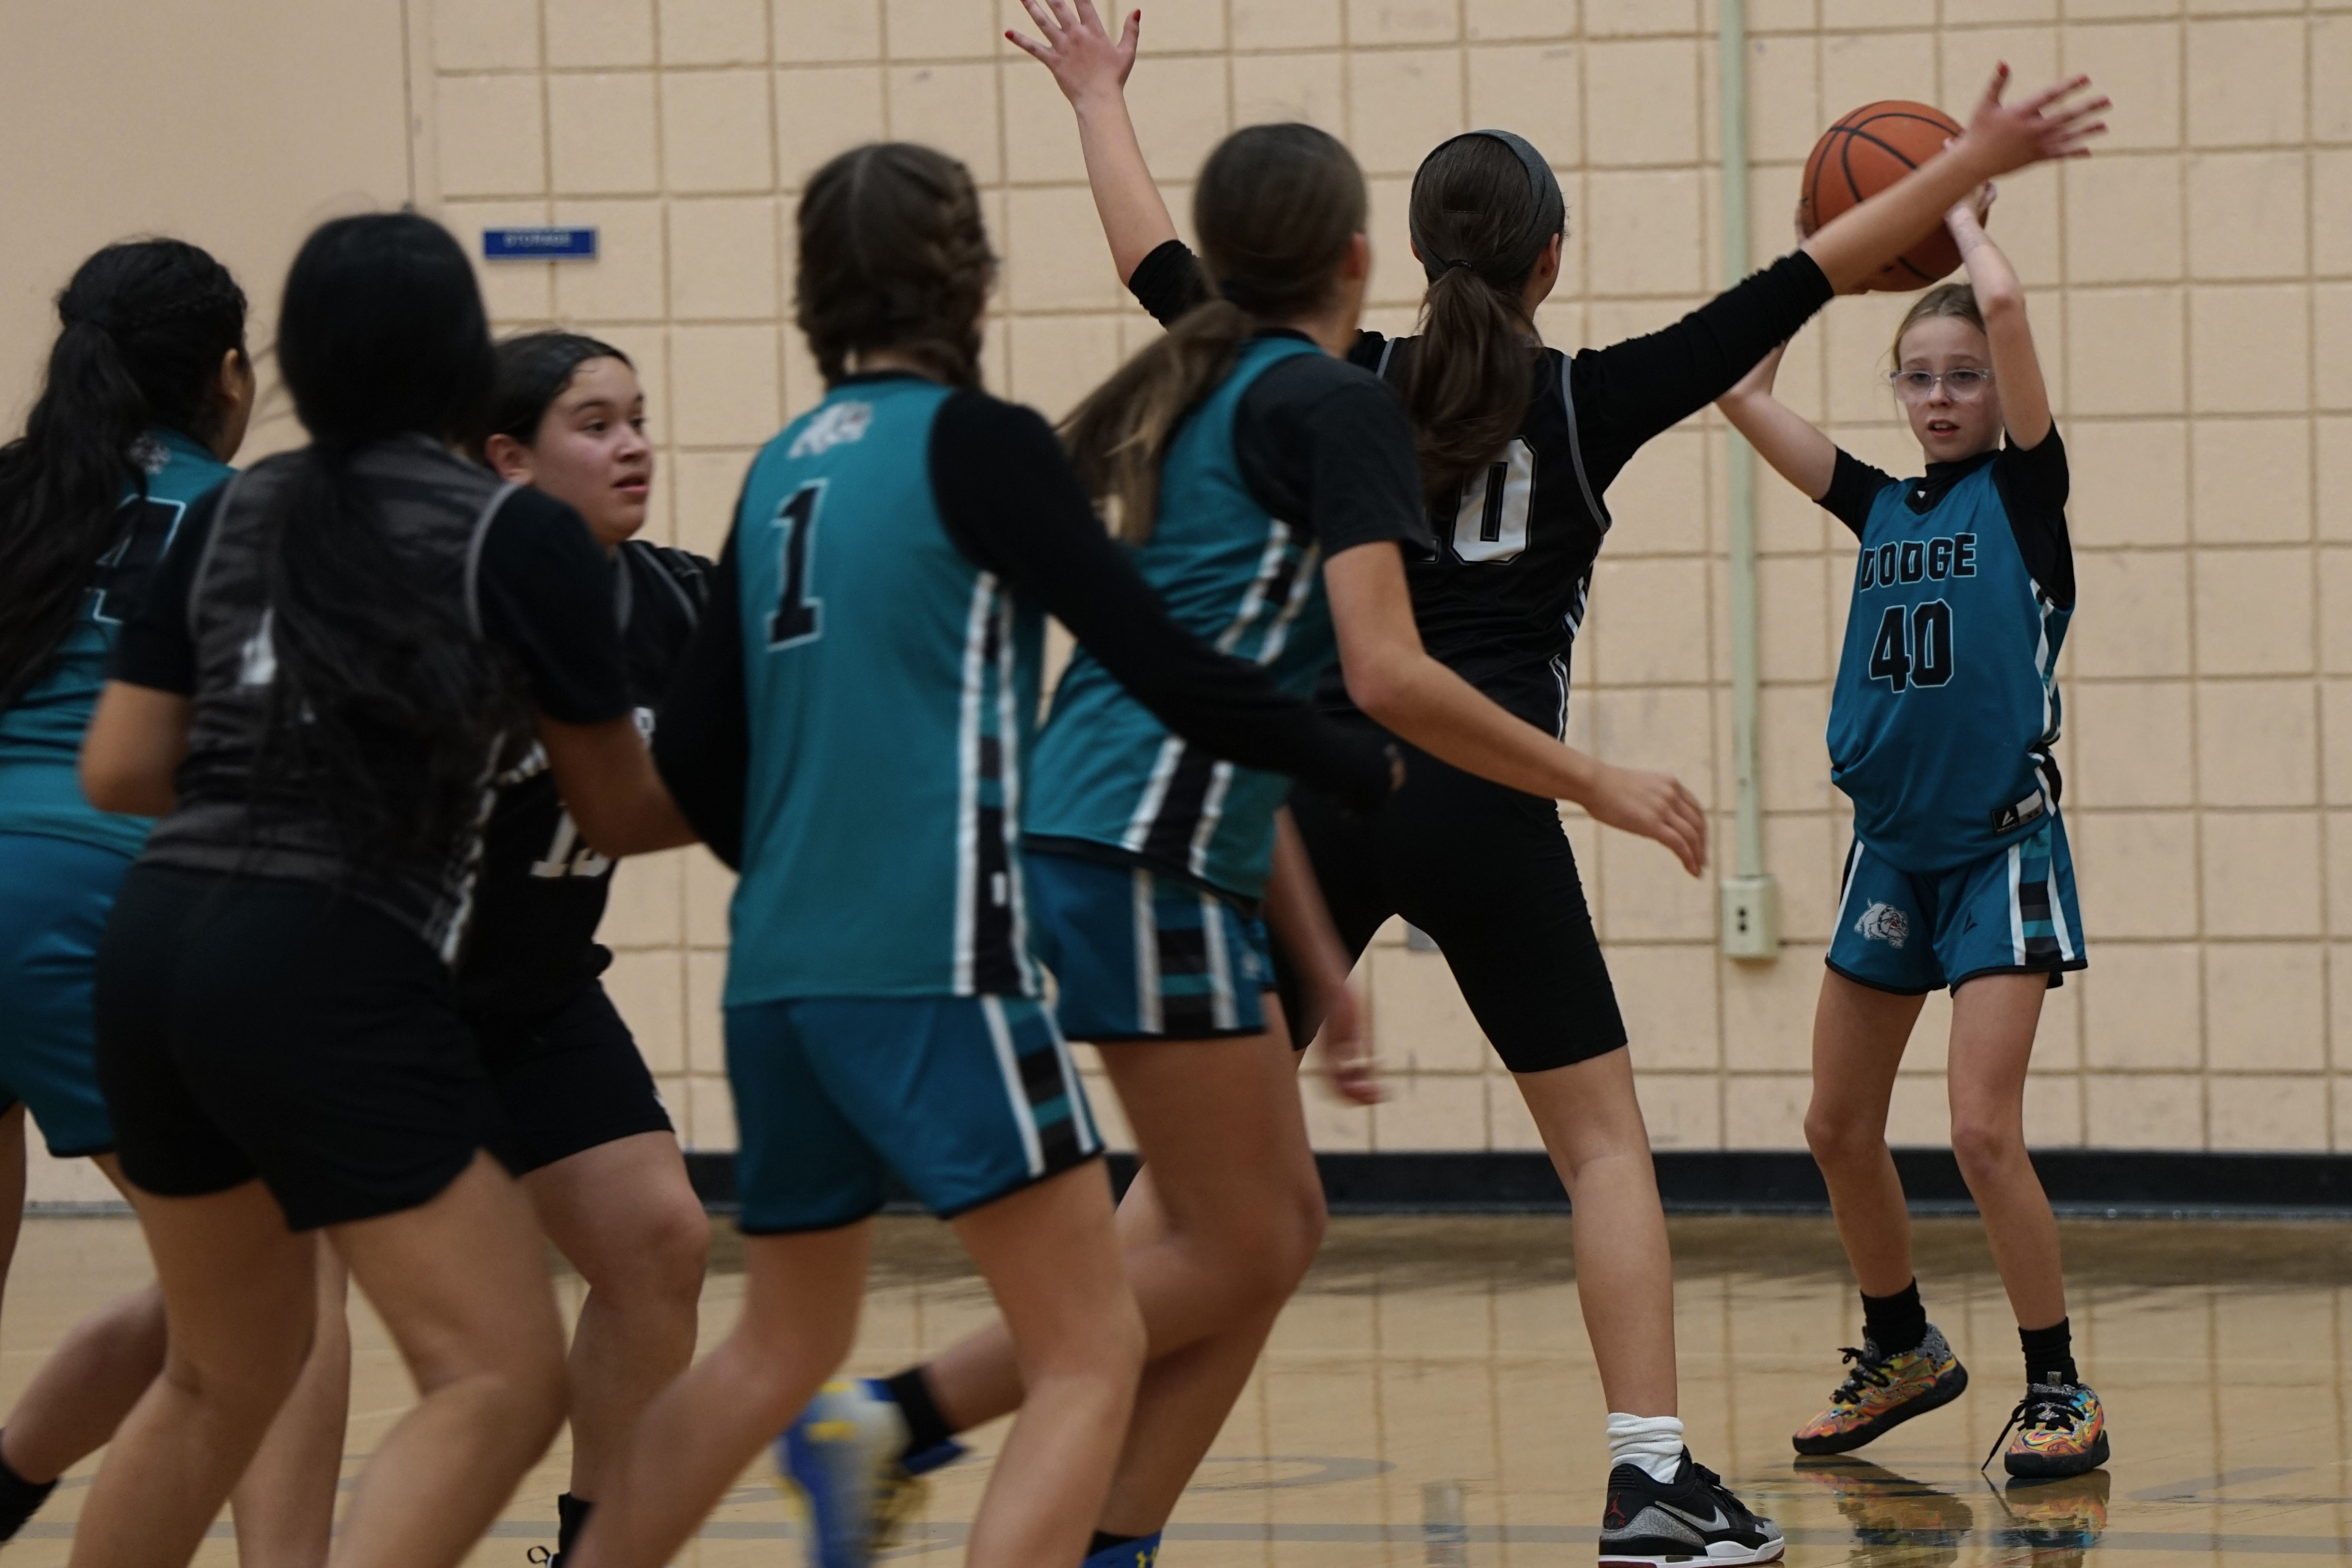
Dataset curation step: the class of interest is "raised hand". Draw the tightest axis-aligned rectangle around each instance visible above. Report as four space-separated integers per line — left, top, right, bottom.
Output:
1956 64 2108 176
1007 0 1140 107
1584 763 1708 879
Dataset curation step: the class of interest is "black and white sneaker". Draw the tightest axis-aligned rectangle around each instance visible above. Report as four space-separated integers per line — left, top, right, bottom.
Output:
1598 1449 1784 1567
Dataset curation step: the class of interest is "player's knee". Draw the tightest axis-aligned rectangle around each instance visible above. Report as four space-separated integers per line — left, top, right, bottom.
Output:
1804 1106 1880 1169
620 1194 712 1308
1948 1113 2023 1180
1239 1176 1327 1304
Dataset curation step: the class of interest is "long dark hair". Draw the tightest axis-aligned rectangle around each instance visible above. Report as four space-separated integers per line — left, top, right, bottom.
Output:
796 143 996 391
1063 123 1365 543
1403 131 1565 504
255 211 511 872
475 330 635 459
0 240 245 709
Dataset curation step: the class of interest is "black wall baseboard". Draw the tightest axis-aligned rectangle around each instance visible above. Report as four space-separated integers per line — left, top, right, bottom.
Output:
683 1148 2352 1220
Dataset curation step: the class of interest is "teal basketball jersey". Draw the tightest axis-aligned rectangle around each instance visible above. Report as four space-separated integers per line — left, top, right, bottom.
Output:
1827 460 2071 874
725 378 1045 1006
1025 335 1329 902
0 428 232 858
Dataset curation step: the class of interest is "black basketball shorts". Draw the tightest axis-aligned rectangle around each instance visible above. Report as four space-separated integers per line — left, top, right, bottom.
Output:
471 980 674 1177
95 864 495 1232
1275 724 1628 1076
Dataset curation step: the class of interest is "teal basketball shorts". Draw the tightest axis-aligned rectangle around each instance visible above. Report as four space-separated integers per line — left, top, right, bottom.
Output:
1023 850 1273 1041
1826 817 2086 996
725 992 1102 1233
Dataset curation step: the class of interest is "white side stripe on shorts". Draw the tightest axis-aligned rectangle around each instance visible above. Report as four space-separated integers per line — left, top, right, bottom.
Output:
2006 844 2027 967
1041 1007 1101 1155
1132 868 1163 1034
1200 892 1237 1031
981 996 1046 1178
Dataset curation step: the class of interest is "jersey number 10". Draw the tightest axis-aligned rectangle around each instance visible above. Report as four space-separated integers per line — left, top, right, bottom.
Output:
1450 439 1535 564
1867 600 1955 693
767 481 826 649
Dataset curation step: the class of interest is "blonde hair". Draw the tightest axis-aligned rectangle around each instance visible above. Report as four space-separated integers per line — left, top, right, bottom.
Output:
1890 282 1985 368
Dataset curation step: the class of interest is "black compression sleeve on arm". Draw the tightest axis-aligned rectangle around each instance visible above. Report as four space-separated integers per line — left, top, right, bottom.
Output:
474 489 633 725
1127 239 1214 327
1819 450 1897 539
930 391 1395 811
652 533 748 869
108 486 222 694
1573 251 1836 486
1994 426 2075 610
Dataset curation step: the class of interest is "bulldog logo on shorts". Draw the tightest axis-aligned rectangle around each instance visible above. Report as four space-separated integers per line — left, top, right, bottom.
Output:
1856 901 1910 949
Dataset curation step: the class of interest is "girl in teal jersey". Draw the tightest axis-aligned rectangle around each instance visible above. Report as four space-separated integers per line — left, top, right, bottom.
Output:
0 241 354 1561
1720 194 2105 1479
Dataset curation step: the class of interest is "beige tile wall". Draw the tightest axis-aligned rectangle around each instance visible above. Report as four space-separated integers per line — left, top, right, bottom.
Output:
430 0 2352 1155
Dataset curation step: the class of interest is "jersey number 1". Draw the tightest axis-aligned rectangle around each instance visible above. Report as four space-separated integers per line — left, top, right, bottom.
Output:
767 481 825 649
1867 600 1954 693
1450 439 1535 564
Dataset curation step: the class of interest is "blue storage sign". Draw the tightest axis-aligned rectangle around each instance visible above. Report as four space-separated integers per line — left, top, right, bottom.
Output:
482 226 599 261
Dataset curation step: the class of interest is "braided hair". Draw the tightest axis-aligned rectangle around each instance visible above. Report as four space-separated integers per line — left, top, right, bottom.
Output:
0 239 246 708
795 143 997 390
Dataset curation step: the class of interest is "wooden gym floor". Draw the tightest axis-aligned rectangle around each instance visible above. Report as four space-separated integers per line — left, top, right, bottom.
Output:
5 1210 2348 1564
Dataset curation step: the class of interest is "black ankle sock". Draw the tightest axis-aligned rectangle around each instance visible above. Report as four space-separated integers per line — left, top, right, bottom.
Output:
2020 1318 2077 1387
0 1443 58 1540
1088 1530 1149 1560
555 1492 593 1560
884 1367 956 1461
1860 1279 1928 1357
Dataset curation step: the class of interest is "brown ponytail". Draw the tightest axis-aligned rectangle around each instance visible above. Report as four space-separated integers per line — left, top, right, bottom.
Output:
1403 131 1566 505
796 143 997 390
1062 123 1367 544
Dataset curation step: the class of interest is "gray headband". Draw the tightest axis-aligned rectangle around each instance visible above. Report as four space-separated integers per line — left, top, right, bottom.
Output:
1409 128 1565 287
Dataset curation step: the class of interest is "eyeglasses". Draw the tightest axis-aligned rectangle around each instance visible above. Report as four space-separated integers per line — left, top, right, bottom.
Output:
1888 367 1994 403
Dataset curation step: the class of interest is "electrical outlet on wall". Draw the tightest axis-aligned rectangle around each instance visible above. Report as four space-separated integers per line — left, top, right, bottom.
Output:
1720 874 1780 960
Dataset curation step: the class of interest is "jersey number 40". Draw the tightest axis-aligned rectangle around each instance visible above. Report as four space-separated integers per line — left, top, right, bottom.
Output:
1867 600 1955 693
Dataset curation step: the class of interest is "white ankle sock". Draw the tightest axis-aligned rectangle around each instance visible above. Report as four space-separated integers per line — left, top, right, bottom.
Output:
1606 1412 1685 1483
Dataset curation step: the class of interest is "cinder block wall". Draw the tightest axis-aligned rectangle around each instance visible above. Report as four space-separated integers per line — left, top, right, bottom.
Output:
429 0 2351 1158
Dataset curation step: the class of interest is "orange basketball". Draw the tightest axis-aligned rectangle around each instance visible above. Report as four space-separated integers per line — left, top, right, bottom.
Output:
1799 100 1967 292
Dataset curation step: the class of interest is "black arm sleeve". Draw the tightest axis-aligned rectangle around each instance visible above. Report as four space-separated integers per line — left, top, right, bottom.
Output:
109 485 223 693
473 489 634 725
1993 426 2074 610
1820 450 1899 540
1232 355 1433 560
1571 250 1836 488
1127 238 1215 327
930 391 1395 811
652 532 748 869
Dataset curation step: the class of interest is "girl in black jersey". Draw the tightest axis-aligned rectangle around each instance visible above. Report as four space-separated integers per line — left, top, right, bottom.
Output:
470 333 713 1564
1006 6 2106 1563
77 213 694 1567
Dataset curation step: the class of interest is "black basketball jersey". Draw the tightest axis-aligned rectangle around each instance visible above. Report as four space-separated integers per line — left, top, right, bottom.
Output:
1353 337 1609 736
456 538 710 1018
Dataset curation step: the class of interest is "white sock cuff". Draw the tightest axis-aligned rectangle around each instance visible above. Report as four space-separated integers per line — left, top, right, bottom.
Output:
1606 1412 1686 1483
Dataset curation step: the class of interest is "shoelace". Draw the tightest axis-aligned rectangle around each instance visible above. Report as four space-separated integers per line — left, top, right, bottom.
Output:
1828 1345 1895 1407
1979 1384 2083 1473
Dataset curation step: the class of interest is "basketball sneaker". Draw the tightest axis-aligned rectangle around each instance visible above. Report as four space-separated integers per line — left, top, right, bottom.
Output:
1992 1468 2110 1568
1598 1450 1784 1567
1988 1381 2108 1480
776 1378 962 1568
1792 1456 1973 1568
1790 1326 1969 1455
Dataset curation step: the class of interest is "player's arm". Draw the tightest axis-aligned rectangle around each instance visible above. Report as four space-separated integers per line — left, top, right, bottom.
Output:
81 683 188 816
1007 0 1179 283
1715 341 1838 500
1800 65 2104 295
1263 808 1378 1106
1948 195 2052 449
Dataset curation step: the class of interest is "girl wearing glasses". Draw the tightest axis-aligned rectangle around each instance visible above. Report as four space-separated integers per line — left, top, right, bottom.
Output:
1717 190 2102 1482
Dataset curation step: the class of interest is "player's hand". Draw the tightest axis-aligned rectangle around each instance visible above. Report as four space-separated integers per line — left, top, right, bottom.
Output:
1007 0 1141 107
1955 64 2108 176
1946 180 1996 243
1584 763 1707 878
1313 976 1382 1106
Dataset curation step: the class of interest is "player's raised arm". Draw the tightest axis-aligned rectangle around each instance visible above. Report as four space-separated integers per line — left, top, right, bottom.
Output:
1007 0 1179 281
1716 342 1838 502
1801 66 2104 294
1945 193 2052 449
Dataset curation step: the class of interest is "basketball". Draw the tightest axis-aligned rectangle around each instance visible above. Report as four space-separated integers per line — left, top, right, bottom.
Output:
1800 100 1968 290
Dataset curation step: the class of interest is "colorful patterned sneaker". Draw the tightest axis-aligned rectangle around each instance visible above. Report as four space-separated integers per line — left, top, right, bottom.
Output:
1988 1381 2109 1480
775 1378 962 1568
1598 1449 1784 1566
1790 1326 1969 1455
1993 1468 2110 1568
1792 1456 1974 1568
